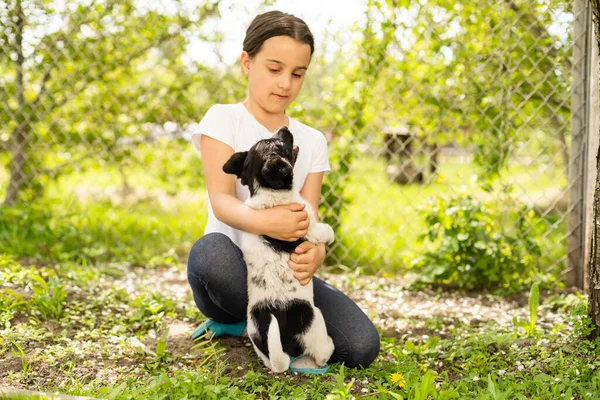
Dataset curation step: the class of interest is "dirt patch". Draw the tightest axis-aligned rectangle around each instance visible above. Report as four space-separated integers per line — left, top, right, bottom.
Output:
382 326 452 341
218 337 258 376
317 272 571 339
0 355 23 379
167 333 197 356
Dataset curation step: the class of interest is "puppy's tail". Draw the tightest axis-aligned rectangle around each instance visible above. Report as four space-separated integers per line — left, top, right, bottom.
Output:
267 314 290 373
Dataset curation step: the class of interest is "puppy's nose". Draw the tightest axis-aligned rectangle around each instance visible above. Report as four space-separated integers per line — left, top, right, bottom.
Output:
279 163 292 175
274 127 292 140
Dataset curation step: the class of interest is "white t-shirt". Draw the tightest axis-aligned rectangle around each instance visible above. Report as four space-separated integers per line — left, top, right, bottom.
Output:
191 102 331 248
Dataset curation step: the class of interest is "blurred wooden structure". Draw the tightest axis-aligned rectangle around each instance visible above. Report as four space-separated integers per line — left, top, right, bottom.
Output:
382 126 439 185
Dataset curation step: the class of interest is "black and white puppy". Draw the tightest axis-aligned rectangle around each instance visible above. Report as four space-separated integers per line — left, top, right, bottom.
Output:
223 127 335 373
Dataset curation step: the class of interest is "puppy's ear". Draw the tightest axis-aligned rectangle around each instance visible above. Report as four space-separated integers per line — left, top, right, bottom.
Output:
222 151 248 177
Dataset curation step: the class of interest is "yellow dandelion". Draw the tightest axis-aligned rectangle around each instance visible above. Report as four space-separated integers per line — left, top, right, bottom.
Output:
390 372 406 388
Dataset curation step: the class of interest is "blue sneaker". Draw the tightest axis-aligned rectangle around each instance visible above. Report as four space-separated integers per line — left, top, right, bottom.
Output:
191 319 247 340
289 355 329 374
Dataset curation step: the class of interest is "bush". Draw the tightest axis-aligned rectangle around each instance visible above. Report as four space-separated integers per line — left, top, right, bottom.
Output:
0 204 86 263
409 193 546 291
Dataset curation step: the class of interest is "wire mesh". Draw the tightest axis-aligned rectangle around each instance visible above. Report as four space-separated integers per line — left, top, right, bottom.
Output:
0 0 591 280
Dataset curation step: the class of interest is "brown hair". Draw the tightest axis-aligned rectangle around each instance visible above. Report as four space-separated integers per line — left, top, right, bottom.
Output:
243 11 314 58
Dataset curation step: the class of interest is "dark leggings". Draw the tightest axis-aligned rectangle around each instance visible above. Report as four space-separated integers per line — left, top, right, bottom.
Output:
187 232 380 368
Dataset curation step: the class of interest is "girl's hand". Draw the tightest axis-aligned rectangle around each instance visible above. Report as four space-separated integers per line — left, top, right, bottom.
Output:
261 203 309 241
288 241 326 285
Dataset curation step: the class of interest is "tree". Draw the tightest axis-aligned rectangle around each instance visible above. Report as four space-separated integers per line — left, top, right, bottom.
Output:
0 0 219 205
371 0 572 181
587 0 600 337
290 0 396 263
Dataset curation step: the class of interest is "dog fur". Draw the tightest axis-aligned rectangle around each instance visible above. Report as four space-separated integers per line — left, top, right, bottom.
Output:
223 127 335 373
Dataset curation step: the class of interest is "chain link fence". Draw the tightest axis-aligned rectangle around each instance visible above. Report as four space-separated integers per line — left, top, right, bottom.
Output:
0 0 594 287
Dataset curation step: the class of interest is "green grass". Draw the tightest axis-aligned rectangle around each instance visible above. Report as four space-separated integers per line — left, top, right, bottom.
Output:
1 150 568 280
0 179 206 267
336 154 567 275
1 257 599 399
0 147 580 398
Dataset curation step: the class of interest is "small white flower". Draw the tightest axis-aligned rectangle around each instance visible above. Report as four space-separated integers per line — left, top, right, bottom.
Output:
517 365 524 372
498 370 506 376
473 376 479 381
361 388 368 393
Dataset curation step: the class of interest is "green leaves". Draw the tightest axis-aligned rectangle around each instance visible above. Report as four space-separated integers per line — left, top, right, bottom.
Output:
319 0 397 264
487 374 514 400
374 0 571 182
1 0 220 203
326 365 356 399
155 328 169 359
31 274 68 320
528 282 540 334
414 370 436 400
512 282 541 337
412 192 548 291
10 341 32 378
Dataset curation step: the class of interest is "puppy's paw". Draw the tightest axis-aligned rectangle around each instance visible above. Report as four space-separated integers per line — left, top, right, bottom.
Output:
313 336 335 367
306 223 335 245
322 224 334 245
270 353 291 373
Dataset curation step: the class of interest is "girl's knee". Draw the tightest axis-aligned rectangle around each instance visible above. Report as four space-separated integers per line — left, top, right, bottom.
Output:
187 233 246 286
188 233 235 274
346 323 380 369
189 232 230 256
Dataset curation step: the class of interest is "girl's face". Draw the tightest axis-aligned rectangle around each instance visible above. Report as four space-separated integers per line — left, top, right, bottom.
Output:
241 35 311 114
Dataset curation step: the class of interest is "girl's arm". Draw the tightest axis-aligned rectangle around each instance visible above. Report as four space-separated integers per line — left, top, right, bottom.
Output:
300 172 325 222
300 172 328 257
200 135 309 241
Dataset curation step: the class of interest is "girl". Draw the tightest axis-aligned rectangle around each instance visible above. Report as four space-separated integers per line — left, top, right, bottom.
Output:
187 10 380 372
